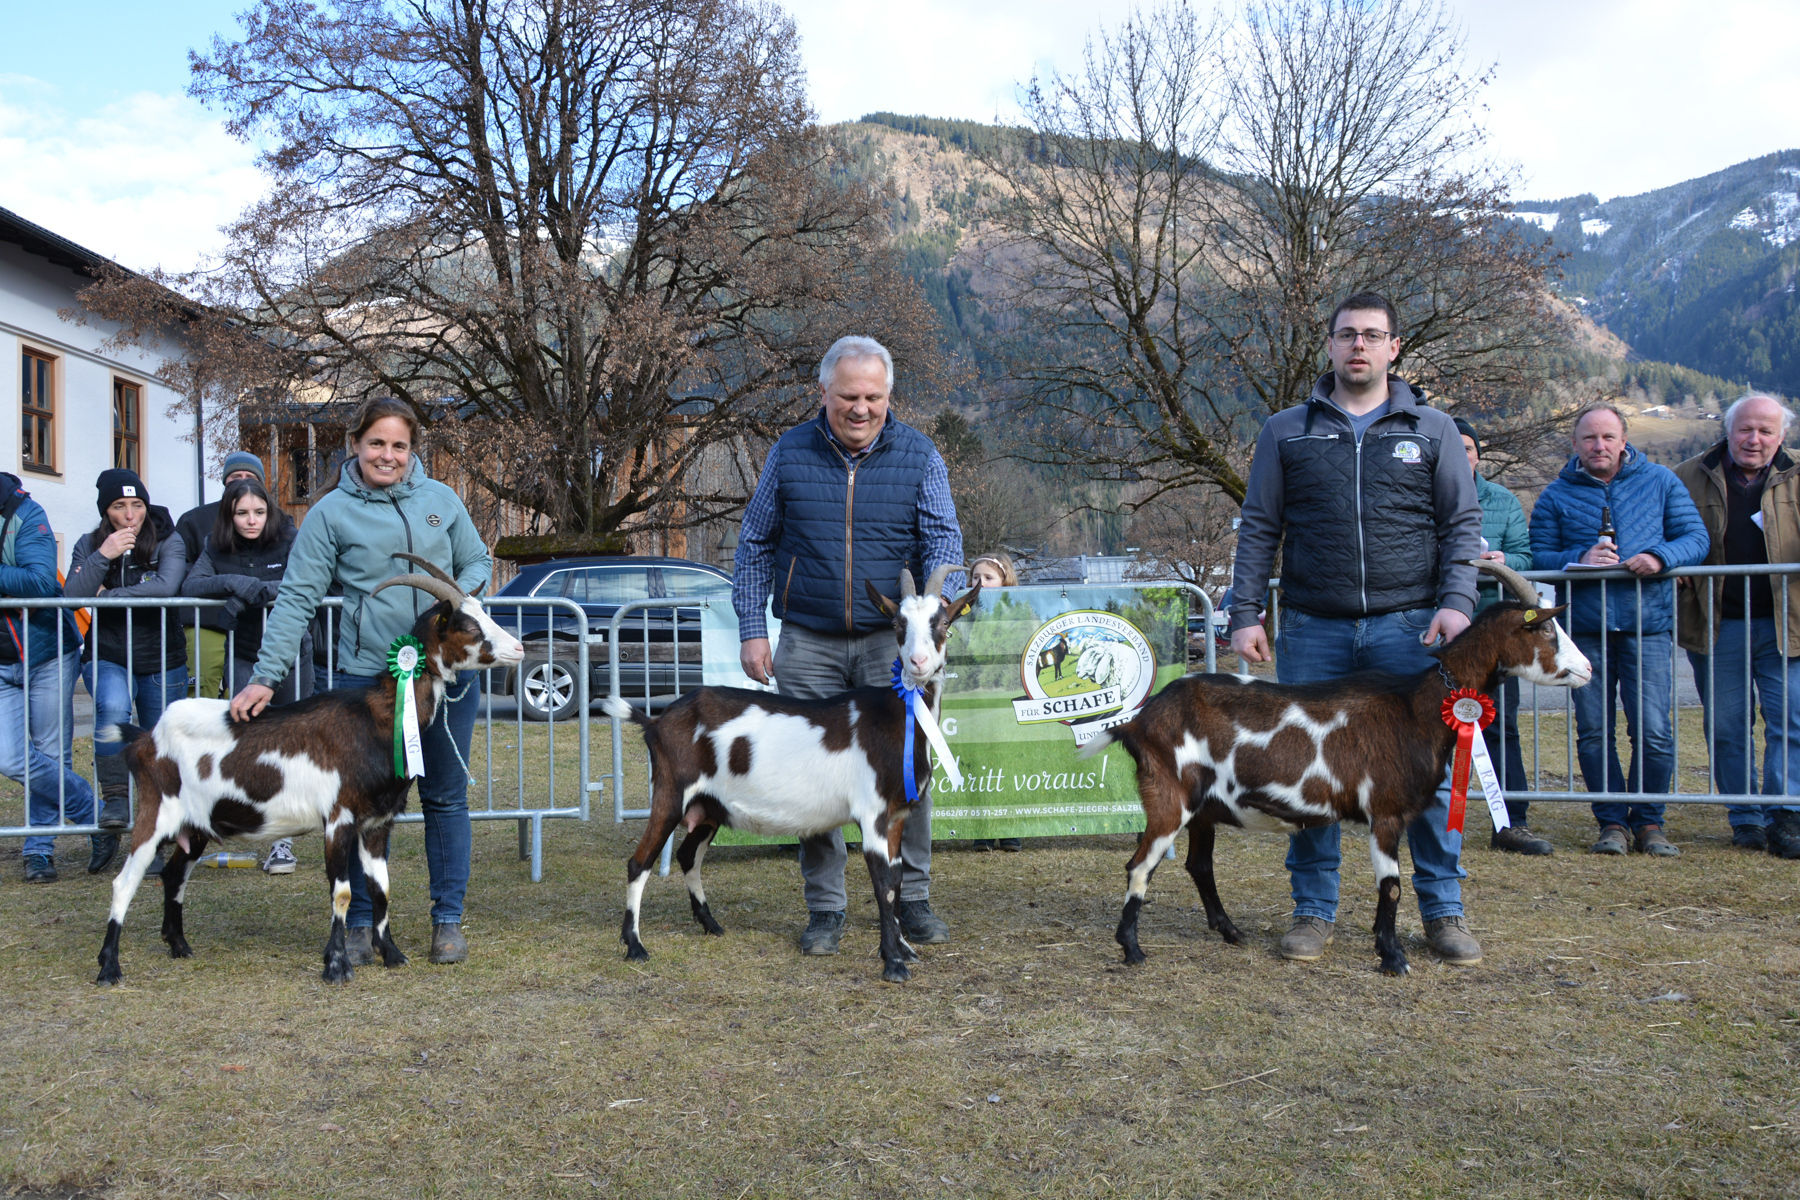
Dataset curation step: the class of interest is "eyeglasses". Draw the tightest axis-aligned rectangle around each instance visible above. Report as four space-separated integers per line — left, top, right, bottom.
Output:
1330 328 1393 345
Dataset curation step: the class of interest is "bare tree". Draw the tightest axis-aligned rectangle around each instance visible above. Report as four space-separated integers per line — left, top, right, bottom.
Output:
978 0 1572 508
77 0 942 543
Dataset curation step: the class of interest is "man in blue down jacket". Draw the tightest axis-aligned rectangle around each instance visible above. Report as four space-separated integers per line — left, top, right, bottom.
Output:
1530 402 1709 857
1229 293 1484 967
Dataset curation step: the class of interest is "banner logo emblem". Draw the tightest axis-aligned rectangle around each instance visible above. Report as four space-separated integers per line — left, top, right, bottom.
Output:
1013 610 1157 745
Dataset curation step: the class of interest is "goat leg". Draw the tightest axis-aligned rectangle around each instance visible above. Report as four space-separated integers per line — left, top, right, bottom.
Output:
1367 826 1410 976
1183 815 1244 946
96 824 167 985
321 821 359 983
865 848 910 983
359 825 407 968
1117 820 1181 965
676 824 724 936
160 835 205 960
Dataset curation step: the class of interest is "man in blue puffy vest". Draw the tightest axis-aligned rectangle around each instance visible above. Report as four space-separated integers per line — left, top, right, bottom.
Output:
733 336 965 957
1530 402 1709 857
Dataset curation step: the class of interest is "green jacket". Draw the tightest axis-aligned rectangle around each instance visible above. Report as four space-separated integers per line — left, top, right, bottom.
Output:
1474 472 1532 614
249 455 490 687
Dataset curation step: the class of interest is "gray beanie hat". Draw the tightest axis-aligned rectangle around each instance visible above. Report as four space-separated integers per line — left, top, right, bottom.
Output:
221 451 266 484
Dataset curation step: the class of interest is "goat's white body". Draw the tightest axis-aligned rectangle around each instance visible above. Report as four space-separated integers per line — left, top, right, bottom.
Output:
142 701 346 843
683 706 888 837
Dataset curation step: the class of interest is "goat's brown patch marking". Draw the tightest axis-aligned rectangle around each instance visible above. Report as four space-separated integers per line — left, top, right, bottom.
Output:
728 736 752 776
816 709 855 753
145 753 182 800
196 754 214 779
695 733 718 779
219 741 289 804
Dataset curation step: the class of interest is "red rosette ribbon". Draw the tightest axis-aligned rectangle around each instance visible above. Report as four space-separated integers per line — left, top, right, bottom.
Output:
1440 688 1496 833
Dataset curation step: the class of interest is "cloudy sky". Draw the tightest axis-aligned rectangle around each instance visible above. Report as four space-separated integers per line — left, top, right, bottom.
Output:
2 0 1794 273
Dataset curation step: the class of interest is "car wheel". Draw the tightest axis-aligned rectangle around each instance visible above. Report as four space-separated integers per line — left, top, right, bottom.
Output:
519 658 580 722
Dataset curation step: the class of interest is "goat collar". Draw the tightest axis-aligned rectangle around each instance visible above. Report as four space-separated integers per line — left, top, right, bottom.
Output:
890 658 964 800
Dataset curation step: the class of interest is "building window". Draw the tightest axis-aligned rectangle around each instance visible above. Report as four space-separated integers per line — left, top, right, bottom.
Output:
21 349 56 471
287 446 312 499
113 379 142 472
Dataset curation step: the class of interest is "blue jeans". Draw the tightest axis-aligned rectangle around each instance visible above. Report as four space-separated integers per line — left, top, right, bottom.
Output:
1571 631 1674 831
3 653 99 857
1687 617 1800 828
328 670 480 928
81 659 189 758
1275 606 1465 922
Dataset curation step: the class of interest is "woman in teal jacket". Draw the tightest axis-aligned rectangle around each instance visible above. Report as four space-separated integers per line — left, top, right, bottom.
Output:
229 397 491 966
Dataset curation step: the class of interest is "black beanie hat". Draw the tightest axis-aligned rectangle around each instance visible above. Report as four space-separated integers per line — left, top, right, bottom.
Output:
1452 417 1480 459
95 467 151 516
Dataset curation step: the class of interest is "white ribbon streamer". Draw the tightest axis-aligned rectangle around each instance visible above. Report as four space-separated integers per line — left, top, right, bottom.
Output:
396 646 426 779
1470 732 1507 831
910 692 965 791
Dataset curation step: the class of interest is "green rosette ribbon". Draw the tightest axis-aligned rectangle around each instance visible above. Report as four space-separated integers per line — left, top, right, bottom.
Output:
387 634 427 778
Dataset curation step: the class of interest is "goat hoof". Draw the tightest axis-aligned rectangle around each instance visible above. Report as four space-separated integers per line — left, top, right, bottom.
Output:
881 960 911 983
624 944 649 962
322 955 354 984
1379 957 1411 977
381 946 408 969
96 965 122 986
899 941 922 964
166 939 193 960
1121 947 1147 966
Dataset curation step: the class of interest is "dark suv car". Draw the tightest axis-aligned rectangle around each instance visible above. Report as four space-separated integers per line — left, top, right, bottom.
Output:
487 556 733 720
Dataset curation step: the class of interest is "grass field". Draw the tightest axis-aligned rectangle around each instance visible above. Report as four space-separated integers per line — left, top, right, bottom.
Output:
2 722 1797 1200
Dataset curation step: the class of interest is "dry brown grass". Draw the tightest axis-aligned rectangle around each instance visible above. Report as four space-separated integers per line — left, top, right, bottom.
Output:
2 726 1797 1200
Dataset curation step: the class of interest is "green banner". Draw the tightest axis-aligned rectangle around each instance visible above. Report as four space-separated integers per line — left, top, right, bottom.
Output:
702 585 1189 844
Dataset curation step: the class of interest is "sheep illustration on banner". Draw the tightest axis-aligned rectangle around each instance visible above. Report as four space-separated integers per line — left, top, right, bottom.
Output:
1013 611 1158 746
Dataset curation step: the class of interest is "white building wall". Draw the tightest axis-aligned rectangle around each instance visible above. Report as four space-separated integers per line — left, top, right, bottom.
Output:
1 240 217 571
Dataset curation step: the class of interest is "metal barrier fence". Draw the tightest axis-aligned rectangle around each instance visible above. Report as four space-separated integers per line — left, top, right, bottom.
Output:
1252 563 1800 811
1 593 599 880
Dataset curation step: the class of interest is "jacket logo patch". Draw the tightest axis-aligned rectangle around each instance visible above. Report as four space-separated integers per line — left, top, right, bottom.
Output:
1391 440 1422 464
426 513 442 527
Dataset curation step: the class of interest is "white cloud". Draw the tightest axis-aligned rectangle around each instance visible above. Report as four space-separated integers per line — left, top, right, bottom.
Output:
0 78 263 273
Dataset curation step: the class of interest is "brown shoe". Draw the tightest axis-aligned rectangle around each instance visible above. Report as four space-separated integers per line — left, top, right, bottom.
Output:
1491 825 1553 855
1589 824 1629 855
1634 824 1680 857
1423 915 1483 965
429 922 468 964
1278 915 1335 961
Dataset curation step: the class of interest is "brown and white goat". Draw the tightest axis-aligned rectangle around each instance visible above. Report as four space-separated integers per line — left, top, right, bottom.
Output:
1087 562 1591 976
604 566 978 983
94 555 524 985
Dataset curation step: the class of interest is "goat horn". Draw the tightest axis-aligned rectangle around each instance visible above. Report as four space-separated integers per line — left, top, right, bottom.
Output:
1472 558 1542 608
899 569 918 598
372 573 466 609
924 563 963 599
392 553 464 594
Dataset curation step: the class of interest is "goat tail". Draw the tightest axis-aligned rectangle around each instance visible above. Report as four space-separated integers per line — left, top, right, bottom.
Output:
1077 725 1122 759
601 695 648 726
99 722 153 772
95 722 146 748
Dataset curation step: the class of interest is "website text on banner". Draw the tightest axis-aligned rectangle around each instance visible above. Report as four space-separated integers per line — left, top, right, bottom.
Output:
705 584 1189 845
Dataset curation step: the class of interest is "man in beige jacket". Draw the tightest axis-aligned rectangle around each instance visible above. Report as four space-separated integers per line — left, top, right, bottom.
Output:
1674 392 1800 858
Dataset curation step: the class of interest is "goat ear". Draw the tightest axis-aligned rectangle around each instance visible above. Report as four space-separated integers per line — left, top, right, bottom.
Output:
945 582 982 622
1523 603 1568 626
865 579 898 618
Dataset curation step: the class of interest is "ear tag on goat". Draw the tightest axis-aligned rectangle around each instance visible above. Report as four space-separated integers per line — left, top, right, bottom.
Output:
1523 609 1538 623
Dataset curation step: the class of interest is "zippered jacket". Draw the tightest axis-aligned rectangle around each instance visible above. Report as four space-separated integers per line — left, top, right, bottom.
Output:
248 455 490 687
1474 472 1533 614
1 473 82 666
180 520 301 659
1673 442 1800 654
1528 445 1709 634
65 506 189 673
1228 374 1481 629
734 413 962 637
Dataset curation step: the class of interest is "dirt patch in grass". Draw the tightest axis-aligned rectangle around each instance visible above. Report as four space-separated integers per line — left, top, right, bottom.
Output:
2 732 1797 1199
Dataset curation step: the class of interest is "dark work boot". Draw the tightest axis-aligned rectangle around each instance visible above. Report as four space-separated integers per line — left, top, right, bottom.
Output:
1769 812 1800 860
896 899 949 944
799 910 846 956
87 834 120 874
95 755 132 831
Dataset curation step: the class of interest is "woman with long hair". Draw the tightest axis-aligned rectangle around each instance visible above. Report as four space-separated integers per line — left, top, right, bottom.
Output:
64 468 190 849
182 476 312 874
229 398 491 965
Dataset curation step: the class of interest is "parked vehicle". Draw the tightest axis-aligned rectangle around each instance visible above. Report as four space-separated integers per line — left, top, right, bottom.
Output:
487 557 732 720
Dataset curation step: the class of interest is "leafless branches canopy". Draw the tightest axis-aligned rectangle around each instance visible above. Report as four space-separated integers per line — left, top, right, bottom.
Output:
980 0 1571 509
82 0 939 539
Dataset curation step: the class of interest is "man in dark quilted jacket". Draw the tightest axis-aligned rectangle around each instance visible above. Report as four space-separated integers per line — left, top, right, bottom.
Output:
1227 293 1484 967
